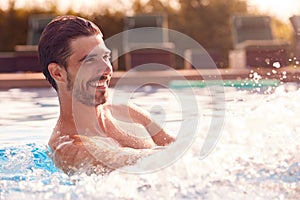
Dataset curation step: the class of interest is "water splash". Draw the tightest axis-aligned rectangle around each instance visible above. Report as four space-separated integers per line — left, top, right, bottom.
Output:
0 87 300 199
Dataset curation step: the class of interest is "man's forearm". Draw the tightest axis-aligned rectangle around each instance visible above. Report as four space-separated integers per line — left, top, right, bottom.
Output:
146 121 175 146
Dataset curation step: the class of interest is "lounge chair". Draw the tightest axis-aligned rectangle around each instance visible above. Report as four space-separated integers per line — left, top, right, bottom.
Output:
229 15 289 68
123 15 175 71
289 15 300 62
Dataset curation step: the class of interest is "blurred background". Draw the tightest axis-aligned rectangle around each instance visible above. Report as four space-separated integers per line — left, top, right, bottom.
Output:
0 0 299 70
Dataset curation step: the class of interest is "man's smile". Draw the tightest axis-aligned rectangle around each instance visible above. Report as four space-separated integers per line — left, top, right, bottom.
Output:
87 75 111 90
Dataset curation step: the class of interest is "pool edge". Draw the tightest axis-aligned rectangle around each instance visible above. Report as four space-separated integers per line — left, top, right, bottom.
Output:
0 68 299 89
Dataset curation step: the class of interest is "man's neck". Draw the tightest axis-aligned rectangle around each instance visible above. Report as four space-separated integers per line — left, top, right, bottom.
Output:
59 95 103 136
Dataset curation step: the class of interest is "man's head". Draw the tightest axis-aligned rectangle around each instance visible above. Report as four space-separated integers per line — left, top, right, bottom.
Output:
38 15 112 106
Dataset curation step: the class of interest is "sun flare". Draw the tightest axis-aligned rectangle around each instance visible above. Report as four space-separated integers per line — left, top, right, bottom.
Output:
248 0 300 21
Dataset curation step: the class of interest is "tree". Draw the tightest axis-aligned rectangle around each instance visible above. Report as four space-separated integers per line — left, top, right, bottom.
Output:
131 0 248 67
0 0 293 68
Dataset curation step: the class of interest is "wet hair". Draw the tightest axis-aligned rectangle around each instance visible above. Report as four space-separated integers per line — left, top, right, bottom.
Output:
38 15 102 91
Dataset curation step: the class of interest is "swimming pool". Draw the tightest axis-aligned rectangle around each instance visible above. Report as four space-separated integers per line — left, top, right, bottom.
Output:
0 83 300 199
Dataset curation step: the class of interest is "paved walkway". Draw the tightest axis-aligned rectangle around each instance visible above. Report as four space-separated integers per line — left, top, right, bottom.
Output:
0 68 299 89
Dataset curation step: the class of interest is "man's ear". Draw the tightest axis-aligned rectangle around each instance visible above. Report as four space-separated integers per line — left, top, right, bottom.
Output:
48 63 66 83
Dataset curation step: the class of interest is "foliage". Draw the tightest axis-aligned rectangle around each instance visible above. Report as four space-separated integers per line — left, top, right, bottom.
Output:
131 0 248 67
0 0 294 68
0 1 126 51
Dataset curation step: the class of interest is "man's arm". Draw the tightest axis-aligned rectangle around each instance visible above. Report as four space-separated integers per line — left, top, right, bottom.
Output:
144 120 175 146
125 104 175 146
51 135 154 175
108 104 175 146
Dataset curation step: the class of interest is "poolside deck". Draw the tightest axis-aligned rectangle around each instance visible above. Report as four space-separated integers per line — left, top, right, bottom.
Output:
0 67 299 89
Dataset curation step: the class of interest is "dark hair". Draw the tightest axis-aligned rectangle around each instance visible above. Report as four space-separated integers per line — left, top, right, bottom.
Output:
38 15 102 91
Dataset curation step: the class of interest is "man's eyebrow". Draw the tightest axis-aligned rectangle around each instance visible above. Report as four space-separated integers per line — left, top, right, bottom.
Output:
105 49 111 55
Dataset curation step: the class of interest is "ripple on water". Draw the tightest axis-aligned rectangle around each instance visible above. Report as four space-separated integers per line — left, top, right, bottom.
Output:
0 86 300 199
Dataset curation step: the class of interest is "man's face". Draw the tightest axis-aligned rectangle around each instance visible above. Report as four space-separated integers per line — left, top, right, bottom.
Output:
66 34 113 106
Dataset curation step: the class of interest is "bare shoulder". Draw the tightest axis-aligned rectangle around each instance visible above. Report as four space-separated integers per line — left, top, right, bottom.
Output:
104 103 147 113
49 134 109 175
107 103 151 123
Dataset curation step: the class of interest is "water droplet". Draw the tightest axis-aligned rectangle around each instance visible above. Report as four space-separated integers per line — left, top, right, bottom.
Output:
137 184 151 192
272 62 281 68
265 58 271 64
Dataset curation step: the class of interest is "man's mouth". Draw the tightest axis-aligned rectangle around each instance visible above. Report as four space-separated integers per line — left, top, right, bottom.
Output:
87 76 110 90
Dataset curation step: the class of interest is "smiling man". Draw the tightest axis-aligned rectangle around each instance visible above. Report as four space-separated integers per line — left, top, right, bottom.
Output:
38 15 175 175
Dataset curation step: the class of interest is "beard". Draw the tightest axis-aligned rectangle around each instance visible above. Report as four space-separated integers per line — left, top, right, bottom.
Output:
67 72 108 106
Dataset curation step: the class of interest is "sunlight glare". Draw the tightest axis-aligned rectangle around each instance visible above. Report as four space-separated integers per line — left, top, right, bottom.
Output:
248 0 300 21
1 0 300 22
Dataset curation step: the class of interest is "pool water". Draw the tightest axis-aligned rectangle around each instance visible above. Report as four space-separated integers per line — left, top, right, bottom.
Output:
0 84 300 199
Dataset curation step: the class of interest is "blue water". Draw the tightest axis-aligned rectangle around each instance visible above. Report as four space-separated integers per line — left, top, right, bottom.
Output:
0 143 57 176
0 85 300 199
0 144 68 192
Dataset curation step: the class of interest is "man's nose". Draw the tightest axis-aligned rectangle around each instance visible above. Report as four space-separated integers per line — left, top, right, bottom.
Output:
100 63 113 75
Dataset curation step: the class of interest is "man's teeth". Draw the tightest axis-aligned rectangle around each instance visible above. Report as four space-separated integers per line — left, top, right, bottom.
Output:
90 81 106 87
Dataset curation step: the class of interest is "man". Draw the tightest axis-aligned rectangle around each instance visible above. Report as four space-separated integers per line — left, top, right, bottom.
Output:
38 15 175 175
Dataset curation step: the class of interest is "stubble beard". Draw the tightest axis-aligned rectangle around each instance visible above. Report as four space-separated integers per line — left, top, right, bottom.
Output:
67 72 107 106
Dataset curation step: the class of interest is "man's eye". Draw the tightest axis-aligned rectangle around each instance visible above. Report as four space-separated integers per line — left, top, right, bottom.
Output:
103 54 111 61
84 57 95 63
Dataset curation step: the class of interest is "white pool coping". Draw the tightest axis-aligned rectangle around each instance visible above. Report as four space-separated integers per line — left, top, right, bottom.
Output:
0 68 299 89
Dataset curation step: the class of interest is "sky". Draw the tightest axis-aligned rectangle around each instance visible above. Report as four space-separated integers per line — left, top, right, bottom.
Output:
1 0 300 22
